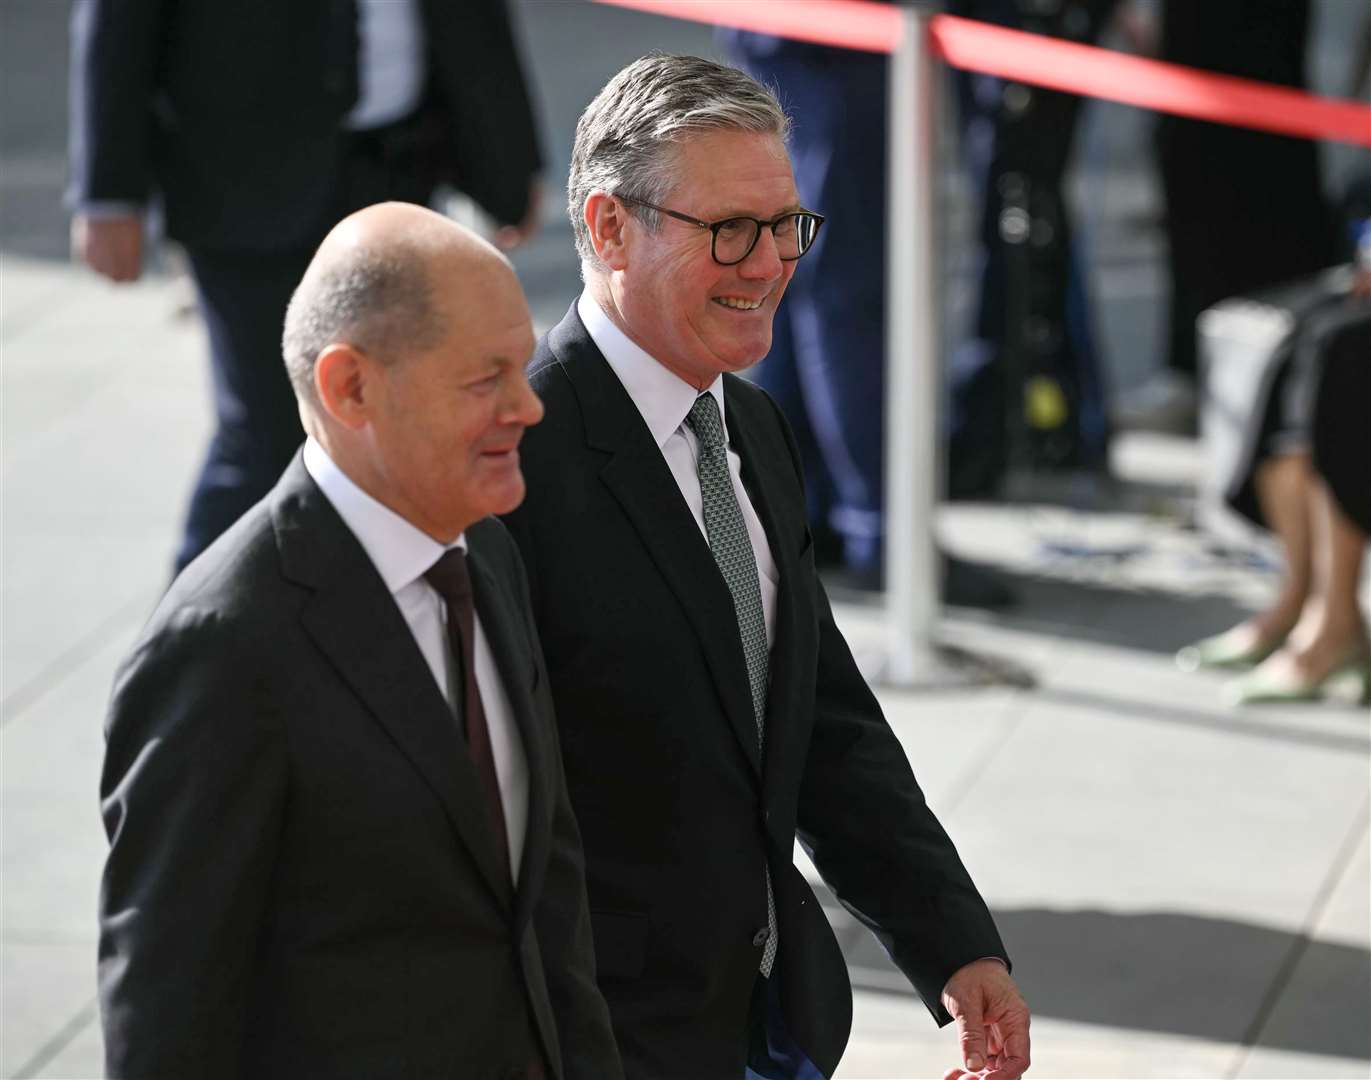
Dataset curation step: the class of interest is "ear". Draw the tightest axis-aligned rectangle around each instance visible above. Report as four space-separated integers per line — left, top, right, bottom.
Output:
584 192 630 270
313 343 374 431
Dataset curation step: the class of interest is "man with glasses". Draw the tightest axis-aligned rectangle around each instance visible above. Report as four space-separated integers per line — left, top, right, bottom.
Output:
502 55 1029 1080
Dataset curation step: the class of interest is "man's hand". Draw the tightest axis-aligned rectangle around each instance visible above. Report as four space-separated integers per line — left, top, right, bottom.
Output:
940 958 1031 1080
493 179 543 251
72 213 144 282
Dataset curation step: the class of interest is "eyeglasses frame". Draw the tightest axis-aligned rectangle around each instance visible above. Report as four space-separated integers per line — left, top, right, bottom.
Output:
614 194 826 267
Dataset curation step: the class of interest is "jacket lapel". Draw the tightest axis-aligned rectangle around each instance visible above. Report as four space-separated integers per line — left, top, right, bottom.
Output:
271 457 514 910
464 526 550 930
546 308 762 775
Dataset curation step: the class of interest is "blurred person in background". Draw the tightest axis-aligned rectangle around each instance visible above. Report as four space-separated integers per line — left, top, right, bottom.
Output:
502 54 1028 1080
1114 0 1342 433
98 204 621 1080
1177 22 1371 707
722 0 1122 607
1178 263 1371 706
68 0 543 572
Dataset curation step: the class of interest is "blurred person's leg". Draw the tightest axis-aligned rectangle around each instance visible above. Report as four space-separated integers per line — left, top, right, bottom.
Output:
728 41 887 577
173 112 443 571
754 303 841 565
175 248 313 571
1252 452 1315 645
1233 479 1369 703
1176 451 1311 672
1227 304 1371 702
1286 475 1369 668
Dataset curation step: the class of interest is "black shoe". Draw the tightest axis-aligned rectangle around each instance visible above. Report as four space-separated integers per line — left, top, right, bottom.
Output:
943 556 1016 610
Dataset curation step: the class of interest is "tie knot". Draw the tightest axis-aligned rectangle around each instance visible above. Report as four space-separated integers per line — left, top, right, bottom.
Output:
686 393 726 453
424 548 472 606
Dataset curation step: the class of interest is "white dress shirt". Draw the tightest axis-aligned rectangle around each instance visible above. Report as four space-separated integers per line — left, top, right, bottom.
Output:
344 0 427 131
577 291 779 649
304 438 529 878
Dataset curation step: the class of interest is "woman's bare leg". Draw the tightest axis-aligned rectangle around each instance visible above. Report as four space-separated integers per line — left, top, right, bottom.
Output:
1228 452 1314 651
1285 474 1370 676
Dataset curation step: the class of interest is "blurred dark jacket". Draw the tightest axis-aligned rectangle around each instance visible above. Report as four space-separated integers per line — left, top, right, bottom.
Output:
68 0 542 250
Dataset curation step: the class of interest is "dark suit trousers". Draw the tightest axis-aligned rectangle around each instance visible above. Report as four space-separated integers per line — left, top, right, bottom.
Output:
724 37 889 573
173 115 444 570
176 246 312 570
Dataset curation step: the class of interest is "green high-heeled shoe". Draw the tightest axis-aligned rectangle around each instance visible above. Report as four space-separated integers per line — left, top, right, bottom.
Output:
1176 626 1285 673
1225 651 1371 706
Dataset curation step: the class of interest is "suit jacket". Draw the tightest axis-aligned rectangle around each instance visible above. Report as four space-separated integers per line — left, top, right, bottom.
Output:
99 454 622 1080
68 0 542 250
500 305 1009 1079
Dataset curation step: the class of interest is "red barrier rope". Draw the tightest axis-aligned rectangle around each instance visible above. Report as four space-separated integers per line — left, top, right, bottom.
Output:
590 0 1371 148
593 0 904 54
932 14 1371 148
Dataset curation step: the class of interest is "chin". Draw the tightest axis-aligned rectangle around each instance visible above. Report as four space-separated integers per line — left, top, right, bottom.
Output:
484 478 528 518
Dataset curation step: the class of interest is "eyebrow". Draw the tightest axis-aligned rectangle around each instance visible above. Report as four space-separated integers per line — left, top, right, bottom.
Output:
708 202 805 221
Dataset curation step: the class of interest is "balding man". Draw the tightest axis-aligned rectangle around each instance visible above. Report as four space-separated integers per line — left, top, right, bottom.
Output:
98 204 621 1080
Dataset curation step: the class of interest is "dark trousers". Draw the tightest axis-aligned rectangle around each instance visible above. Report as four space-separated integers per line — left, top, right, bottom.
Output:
745 974 826 1080
173 112 441 570
176 247 313 570
725 37 888 573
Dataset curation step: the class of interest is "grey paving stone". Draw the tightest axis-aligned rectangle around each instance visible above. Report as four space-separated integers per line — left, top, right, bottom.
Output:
838 1002 1239 1080
2 625 139 941
1232 1046 1371 1080
1234 819 1371 1070
0 942 95 1080
947 695 1369 926
24 1010 104 1080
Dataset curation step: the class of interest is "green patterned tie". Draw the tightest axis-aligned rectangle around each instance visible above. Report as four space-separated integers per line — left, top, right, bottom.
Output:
686 393 777 976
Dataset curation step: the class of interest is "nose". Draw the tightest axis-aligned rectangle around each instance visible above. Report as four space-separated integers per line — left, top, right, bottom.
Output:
737 225 784 280
502 368 544 429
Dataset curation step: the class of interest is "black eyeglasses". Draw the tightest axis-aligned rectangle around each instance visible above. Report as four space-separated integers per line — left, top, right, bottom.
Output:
616 194 825 266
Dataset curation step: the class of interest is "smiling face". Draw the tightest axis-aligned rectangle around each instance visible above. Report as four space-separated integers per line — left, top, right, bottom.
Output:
610 129 800 388
362 256 543 540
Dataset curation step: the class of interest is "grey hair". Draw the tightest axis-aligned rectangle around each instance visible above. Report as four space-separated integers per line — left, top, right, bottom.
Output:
567 53 790 271
281 249 444 402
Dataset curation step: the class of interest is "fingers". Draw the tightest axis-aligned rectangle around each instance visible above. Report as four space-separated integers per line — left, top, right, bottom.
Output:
493 179 545 251
73 215 144 282
985 1003 1031 1079
955 999 988 1073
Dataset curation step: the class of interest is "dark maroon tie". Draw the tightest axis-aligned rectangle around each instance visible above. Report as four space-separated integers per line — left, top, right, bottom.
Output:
424 549 511 884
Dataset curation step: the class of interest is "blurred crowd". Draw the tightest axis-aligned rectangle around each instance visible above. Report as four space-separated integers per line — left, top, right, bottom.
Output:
67 0 1370 695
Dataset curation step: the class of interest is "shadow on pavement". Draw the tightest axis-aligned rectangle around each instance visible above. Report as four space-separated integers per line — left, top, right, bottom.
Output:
976 572 1273 658
821 892 1371 1061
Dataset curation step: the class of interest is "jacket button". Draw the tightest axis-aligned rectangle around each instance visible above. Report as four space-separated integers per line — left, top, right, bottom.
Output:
752 927 771 947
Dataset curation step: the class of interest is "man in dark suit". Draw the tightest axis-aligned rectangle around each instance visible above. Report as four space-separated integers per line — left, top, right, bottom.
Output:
68 0 543 570
99 203 621 1080
501 56 1031 1080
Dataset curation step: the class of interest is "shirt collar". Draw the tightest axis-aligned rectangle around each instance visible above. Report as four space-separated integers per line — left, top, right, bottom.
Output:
577 290 728 449
303 436 464 595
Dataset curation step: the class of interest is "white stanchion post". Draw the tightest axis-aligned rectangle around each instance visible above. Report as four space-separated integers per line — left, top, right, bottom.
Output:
882 4 941 685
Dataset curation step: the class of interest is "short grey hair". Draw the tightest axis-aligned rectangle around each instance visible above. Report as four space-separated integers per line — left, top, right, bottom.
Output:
281 250 444 402
567 53 790 270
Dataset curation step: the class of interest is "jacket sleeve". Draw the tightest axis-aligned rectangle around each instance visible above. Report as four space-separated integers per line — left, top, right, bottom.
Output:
68 0 170 209
99 608 288 1079
761 390 1010 1026
424 0 544 225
